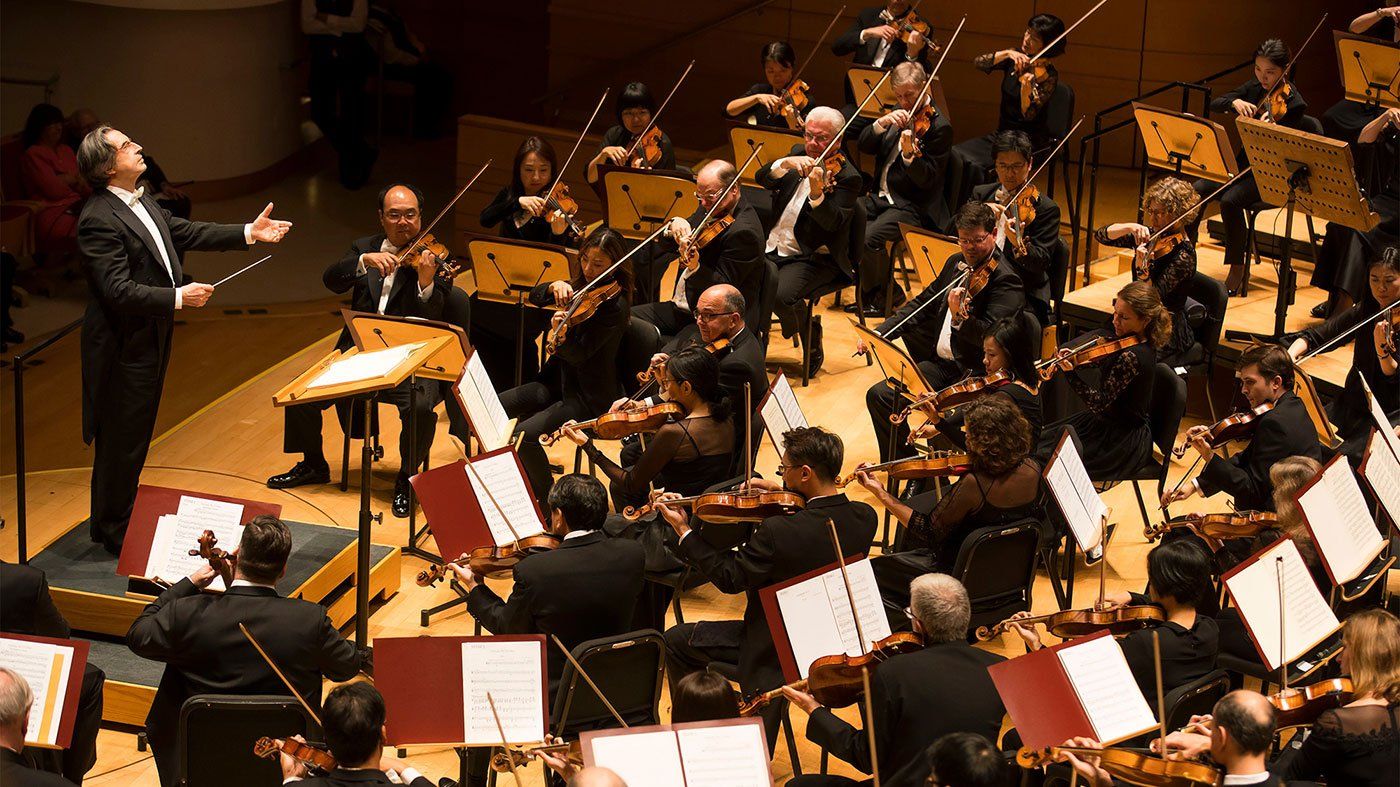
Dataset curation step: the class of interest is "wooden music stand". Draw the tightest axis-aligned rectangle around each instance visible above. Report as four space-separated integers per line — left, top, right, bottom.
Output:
463 233 572 386
897 223 958 288
273 321 453 645
1231 117 1381 338
848 66 898 119
853 319 933 403
729 124 802 188
1294 366 1342 450
1132 103 1237 183
598 166 699 239
1334 31 1400 111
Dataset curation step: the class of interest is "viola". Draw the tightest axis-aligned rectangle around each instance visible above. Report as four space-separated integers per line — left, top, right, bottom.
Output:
892 370 1011 424
253 737 337 774
1144 510 1277 544
778 80 811 130
1037 335 1145 382
975 604 1166 642
544 281 622 356
636 338 731 384
626 126 664 169
806 632 925 708
1017 745 1222 787
539 402 684 446
1271 677 1354 729
956 257 999 320
679 213 735 272
1171 402 1275 458
491 740 583 773
837 450 971 487
622 488 806 524
542 181 585 238
1134 227 1189 281
188 530 236 588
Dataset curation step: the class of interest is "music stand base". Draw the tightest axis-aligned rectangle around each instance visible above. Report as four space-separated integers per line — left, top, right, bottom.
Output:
420 577 470 628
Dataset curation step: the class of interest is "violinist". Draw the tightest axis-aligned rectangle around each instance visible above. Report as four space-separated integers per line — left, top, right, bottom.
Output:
126 516 371 787
725 42 804 129
831 1 933 138
782 575 1006 786
657 427 877 751
499 227 631 504
266 183 443 519
1037 283 1168 480
859 396 1045 611
585 81 677 185
480 135 576 246
278 682 434 786
972 130 1061 324
1160 344 1324 510
1289 247 1400 463
633 160 765 339
1193 39 1307 296
1320 5 1400 143
1094 176 1200 365
956 13 1066 167
861 202 1026 463
852 61 953 317
761 106 863 373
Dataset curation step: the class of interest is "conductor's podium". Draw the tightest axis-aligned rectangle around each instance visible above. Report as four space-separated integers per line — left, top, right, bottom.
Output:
29 520 399 726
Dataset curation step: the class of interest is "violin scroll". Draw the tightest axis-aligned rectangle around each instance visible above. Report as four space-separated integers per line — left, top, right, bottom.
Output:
189 530 236 588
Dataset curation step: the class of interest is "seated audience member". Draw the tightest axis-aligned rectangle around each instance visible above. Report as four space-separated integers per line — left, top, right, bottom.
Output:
0 669 74 787
279 682 433 786
20 103 89 260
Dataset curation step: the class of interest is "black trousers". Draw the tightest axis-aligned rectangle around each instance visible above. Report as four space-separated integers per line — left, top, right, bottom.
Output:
631 300 693 347
89 343 170 549
771 252 842 338
498 375 588 506
282 377 438 480
859 196 919 300
865 358 963 462
1194 173 1262 272
663 622 784 753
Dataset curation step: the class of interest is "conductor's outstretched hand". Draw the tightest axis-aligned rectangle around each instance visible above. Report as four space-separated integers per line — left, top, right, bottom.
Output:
249 202 293 243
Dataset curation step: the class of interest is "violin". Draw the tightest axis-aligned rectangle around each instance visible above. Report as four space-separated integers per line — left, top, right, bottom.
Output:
188 530 236 588
739 632 924 717
779 80 811 130
891 370 1011 424
539 402 684 446
1017 60 1055 118
542 181 585 238
999 185 1039 256
416 534 564 584
253 737 337 775
1037 335 1145 382
626 126 664 169
1017 745 1222 787
1144 510 1277 544
1171 402 1274 458
975 604 1166 642
491 740 583 773
837 450 971 487
1380 306 1400 356
622 488 806 524
815 153 846 194
958 257 999 320
1271 677 1353 729
1133 226 1189 281
392 232 462 282
678 214 735 272
544 281 622 356
636 338 731 384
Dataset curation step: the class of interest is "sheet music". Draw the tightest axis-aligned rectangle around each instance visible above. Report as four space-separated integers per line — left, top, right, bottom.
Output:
676 723 772 787
760 373 808 450
1362 375 1400 462
1298 457 1385 584
458 353 512 451
143 496 246 591
0 637 73 747
774 559 891 679
460 640 545 746
1224 539 1340 671
589 730 686 787
306 341 423 389
1055 635 1156 744
1364 429 1400 533
1044 437 1106 556
465 452 546 546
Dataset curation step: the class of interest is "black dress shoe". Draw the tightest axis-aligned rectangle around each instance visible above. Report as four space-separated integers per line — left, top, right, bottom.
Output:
392 478 412 518
806 316 825 377
1310 301 1330 319
267 461 330 489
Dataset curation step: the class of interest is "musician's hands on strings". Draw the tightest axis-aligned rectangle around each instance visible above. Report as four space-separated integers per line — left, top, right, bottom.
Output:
1151 730 1211 760
249 202 292 243
1006 610 1043 651
447 552 483 591
1054 737 1115 787
548 280 576 308
536 734 579 780
780 684 821 714
557 421 589 447
1231 99 1259 118
852 462 883 496
278 734 309 780
653 491 692 536
667 216 693 246
864 23 899 44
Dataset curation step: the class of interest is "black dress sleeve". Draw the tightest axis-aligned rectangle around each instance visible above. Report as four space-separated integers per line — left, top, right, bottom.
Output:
585 422 684 498
1067 347 1145 415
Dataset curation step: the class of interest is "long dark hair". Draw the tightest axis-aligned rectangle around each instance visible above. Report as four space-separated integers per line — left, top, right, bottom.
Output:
666 345 732 422
1027 14 1066 58
22 103 65 149
985 312 1039 384
576 226 633 299
510 135 558 196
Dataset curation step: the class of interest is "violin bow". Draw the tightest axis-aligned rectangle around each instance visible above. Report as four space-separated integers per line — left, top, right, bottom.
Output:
742 382 754 492
624 60 696 162
464 457 524 552
1004 116 1083 209
787 6 848 93
398 160 491 262
862 665 882 787
1153 631 1168 760
546 88 611 206
814 70 894 167
239 623 323 727
1295 298 1398 364
549 634 629 728
486 692 525 787
826 518 870 656
1257 13 1328 122
1025 0 1111 67
695 144 766 236
912 14 966 113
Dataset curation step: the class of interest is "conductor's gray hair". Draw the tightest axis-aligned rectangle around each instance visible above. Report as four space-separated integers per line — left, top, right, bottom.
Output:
0 668 33 728
910 573 971 643
76 125 119 190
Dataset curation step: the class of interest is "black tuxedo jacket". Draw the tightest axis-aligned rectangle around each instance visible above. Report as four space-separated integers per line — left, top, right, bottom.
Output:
0 748 73 787
719 329 770 466
971 182 1061 306
528 282 629 414
323 234 448 351
832 6 933 102
877 250 1025 369
857 109 953 229
1198 392 1325 511
806 641 1006 783
0 563 71 638
296 769 433 787
466 531 646 688
677 494 878 691
659 199 766 325
756 145 863 276
78 189 248 442
126 580 370 750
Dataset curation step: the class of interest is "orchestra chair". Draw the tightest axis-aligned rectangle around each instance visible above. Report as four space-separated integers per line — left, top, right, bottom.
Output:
706 660 806 777
1099 363 1187 536
177 694 316 787
792 200 870 386
1180 271 1229 421
1215 633 1344 696
552 630 667 735
1238 115 1325 296
368 29 416 146
951 520 1043 638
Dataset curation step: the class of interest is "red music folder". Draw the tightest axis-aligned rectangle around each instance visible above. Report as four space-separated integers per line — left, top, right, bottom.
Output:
0 633 91 749
987 630 1157 749
757 554 888 684
115 485 282 578
409 447 548 562
376 634 549 747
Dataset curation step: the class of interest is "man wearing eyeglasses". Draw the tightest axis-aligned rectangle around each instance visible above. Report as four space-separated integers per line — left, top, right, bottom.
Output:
633 160 765 344
858 201 1025 463
266 183 445 519
970 130 1062 325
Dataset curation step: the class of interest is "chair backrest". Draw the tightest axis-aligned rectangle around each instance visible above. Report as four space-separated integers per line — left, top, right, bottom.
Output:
0 134 28 201
1184 271 1228 356
552 629 666 735
951 519 1041 614
1044 81 1076 147
178 694 315 787
942 147 986 230
617 317 661 390
1163 669 1232 732
1148 362 1188 458
1298 115 1324 136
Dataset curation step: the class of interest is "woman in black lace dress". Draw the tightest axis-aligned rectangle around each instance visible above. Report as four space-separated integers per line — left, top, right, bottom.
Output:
1277 608 1400 787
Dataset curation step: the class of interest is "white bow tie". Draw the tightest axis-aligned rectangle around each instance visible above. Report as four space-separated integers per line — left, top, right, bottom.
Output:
125 186 145 207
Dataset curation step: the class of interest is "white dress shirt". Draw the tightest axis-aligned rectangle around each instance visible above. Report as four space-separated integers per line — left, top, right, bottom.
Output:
862 26 895 67
1221 773 1271 785
935 307 956 361
358 239 435 313
765 162 826 257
